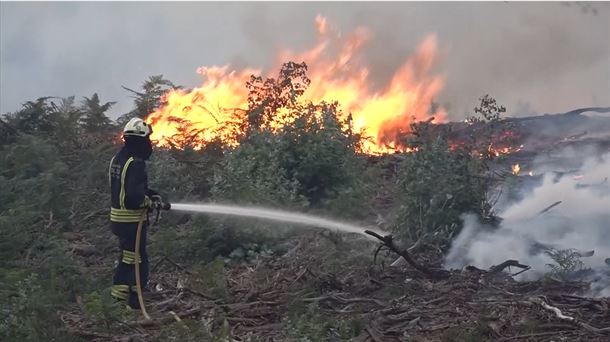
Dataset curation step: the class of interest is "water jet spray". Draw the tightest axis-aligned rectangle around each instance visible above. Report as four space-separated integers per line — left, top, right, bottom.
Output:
165 202 387 240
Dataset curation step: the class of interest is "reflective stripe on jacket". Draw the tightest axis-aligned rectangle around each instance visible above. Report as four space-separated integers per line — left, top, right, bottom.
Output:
109 147 150 222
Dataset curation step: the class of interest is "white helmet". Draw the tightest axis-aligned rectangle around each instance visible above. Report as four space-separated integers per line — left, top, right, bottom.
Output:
123 118 152 137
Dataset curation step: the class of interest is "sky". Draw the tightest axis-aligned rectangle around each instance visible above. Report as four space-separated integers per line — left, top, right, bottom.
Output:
1 2 609 120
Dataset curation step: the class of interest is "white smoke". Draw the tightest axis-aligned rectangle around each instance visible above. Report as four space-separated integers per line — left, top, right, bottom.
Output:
446 151 610 295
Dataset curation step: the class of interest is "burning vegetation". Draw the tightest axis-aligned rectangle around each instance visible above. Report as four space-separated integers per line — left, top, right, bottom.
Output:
147 16 445 154
2 15 610 342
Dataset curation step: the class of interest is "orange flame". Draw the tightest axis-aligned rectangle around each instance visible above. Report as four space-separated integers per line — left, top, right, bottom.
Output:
512 163 521 175
148 15 446 153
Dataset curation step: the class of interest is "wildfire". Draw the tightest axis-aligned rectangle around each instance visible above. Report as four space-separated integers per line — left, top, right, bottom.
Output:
512 163 521 175
147 15 446 153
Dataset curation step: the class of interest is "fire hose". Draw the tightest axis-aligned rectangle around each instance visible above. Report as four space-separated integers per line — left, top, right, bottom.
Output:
134 197 170 320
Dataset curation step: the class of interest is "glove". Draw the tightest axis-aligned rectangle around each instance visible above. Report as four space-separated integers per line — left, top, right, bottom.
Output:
150 194 163 205
143 196 153 211
142 195 162 210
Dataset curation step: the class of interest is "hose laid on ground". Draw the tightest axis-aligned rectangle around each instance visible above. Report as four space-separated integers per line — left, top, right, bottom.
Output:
135 211 151 320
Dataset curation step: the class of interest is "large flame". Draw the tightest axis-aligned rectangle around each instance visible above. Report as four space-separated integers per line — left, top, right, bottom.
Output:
148 15 446 153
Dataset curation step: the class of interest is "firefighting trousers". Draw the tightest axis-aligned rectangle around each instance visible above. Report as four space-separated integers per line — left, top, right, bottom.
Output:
110 221 149 309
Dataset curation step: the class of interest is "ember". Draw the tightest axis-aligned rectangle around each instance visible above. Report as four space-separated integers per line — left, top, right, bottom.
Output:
512 163 521 175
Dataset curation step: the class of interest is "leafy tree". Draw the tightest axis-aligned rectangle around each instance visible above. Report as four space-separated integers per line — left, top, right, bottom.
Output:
79 93 115 133
120 75 179 123
243 61 311 134
276 102 362 205
211 129 307 207
2 96 93 146
54 96 84 142
390 116 497 250
213 62 363 207
465 95 516 160
0 132 86 341
467 94 506 123
0 117 19 144
3 97 60 135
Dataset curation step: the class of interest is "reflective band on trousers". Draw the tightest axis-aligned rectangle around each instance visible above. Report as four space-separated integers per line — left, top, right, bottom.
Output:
110 207 146 223
111 284 129 300
122 250 142 264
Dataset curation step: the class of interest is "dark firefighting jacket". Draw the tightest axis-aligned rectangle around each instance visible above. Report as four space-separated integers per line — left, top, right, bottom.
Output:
108 146 155 223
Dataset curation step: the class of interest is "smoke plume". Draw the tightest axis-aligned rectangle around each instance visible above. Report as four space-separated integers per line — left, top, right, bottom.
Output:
446 150 610 296
1 2 608 118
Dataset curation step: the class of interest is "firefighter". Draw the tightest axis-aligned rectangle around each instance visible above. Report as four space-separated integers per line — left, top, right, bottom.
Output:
108 118 160 309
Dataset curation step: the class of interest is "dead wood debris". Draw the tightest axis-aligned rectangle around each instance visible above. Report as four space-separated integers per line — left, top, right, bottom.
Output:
61 235 610 341
365 229 449 279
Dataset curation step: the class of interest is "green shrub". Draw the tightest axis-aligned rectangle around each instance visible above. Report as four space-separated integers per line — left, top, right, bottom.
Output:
392 135 490 248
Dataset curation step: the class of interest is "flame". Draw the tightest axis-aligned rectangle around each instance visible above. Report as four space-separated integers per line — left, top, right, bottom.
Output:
147 15 445 153
489 144 524 157
512 163 521 175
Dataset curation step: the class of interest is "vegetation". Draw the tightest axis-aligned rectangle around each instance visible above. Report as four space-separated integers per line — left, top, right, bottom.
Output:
545 248 585 281
0 63 518 340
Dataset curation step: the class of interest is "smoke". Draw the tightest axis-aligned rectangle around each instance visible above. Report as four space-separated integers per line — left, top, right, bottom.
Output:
1 2 608 118
446 150 610 296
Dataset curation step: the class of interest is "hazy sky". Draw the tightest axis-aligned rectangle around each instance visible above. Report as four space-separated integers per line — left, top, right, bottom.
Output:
1 2 609 120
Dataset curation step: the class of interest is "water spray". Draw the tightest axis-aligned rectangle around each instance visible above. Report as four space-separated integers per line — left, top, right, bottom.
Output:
167 203 387 240
133 200 386 319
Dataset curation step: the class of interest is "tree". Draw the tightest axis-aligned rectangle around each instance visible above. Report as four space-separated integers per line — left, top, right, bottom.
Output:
80 93 115 133
213 62 363 207
120 75 179 124
3 97 60 135
467 94 506 123
243 62 311 134
388 115 499 250
55 96 83 136
465 95 516 161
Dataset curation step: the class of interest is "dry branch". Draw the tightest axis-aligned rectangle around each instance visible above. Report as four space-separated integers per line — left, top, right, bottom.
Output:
537 201 562 215
489 260 530 275
365 324 384 342
498 331 573 341
364 230 449 279
137 307 202 327
530 297 610 335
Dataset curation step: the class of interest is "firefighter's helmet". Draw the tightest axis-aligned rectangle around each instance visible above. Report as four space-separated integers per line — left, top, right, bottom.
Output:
123 118 152 137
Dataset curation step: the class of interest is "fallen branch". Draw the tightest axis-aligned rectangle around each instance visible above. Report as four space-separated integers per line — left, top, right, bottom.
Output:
489 260 530 275
499 330 573 341
365 230 448 279
64 327 112 340
151 255 193 275
138 307 202 327
537 201 562 215
365 324 384 342
302 293 387 307
530 297 610 335
239 323 283 332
